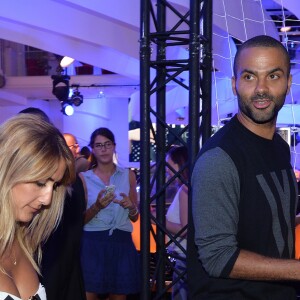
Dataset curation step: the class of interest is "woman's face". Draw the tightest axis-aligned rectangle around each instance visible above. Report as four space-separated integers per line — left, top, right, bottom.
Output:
11 159 66 223
92 135 115 164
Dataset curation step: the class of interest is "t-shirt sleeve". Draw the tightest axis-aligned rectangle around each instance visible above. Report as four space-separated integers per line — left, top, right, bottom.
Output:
191 147 240 277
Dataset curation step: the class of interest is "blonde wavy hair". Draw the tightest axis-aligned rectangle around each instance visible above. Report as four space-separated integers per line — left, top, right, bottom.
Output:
0 114 75 273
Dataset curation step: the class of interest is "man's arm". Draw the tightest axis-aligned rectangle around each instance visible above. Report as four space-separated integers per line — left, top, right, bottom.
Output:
192 147 240 277
230 249 300 281
192 147 300 281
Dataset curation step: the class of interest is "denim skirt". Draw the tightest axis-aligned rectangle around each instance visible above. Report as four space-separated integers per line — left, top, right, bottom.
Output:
81 229 141 294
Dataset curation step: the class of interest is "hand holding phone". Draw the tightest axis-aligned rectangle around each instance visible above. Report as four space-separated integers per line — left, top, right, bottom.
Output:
95 185 116 209
104 185 116 196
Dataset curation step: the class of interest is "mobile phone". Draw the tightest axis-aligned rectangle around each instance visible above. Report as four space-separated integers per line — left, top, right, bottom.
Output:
104 185 116 196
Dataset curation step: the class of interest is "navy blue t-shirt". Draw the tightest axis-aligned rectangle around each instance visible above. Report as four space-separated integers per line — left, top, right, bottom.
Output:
187 115 298 299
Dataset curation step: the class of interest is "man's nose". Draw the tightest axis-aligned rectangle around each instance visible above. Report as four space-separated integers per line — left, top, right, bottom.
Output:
255 78 269 94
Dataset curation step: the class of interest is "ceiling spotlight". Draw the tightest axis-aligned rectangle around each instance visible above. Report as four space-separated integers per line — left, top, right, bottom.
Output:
280 26 291 33
98 90 105 98
51 75 70 102
71 88 83 106
61 102 74 116
60 56 75 68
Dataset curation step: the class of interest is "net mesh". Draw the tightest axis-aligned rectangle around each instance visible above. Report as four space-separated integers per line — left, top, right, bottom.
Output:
212 0 300 173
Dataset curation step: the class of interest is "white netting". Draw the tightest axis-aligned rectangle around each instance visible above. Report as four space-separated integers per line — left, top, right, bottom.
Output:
212 0 300 172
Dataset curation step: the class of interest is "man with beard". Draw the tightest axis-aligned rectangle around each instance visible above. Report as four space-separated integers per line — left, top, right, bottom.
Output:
187 35 300 299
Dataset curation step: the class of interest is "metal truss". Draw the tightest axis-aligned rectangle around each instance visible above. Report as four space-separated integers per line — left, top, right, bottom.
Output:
139 0 212 299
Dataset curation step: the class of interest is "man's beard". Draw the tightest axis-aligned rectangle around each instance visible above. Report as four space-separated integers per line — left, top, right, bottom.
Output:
236 91 287 125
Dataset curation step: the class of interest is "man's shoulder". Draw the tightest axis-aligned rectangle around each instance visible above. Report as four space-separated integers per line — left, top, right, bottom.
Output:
75 156 90 172
75 155 88 163
199 118 240 157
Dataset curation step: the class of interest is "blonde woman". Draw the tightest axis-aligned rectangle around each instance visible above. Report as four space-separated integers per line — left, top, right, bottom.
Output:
0 114 75 300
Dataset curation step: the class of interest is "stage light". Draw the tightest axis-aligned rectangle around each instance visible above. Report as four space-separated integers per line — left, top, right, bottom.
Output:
280 26 291 33
98 90 105 98
51 75 70 102
61 102 74 116
60 56 75 68
71 88 83 106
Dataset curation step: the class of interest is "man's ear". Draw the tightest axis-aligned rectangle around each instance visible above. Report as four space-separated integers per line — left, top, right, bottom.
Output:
231 76 237 96
287 74 292 95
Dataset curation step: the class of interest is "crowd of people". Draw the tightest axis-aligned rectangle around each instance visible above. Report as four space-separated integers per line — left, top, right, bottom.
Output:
3 108 141 300
1 34 300 300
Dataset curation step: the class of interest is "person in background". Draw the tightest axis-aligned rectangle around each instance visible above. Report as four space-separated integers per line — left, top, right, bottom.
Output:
188 35 300 299
80 127 140 300
165 146 188 300
19 107 87 300
0 114 74 300
19 106 51 123
41 140 87 300
81 146 92 161
64 133 90 173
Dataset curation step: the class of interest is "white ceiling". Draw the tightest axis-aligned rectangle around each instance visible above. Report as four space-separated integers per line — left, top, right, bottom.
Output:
0 0 299 124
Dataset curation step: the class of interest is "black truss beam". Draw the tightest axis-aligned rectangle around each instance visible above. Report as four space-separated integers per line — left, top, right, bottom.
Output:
139 1 212 299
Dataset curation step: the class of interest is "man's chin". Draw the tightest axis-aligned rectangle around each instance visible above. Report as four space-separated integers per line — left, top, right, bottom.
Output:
246 108 278 125
251 117 276 125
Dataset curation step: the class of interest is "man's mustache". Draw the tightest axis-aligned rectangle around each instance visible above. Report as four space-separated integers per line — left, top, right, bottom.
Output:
251 93 274 101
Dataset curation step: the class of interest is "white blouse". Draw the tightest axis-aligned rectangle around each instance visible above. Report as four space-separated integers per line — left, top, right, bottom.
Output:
0 283 46 300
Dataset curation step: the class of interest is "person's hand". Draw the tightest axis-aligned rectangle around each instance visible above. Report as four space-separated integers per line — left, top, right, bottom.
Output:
113 192 135 210
95 189 116 209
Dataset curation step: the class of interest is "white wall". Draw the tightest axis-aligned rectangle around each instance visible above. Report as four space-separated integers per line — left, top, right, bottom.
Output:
0 96 131 167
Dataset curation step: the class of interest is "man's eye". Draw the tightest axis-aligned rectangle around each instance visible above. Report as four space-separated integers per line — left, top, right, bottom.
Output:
244 74 253 80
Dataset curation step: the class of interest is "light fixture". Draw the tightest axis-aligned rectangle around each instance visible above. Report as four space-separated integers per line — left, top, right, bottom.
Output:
71 87 83 106
98 90 105 98
61 101 74 116
60 56 75 68
280 26 291 33
51 75 70 102
51 74 75 116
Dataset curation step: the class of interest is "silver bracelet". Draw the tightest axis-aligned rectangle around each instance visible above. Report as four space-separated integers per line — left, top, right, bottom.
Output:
129 207 138 217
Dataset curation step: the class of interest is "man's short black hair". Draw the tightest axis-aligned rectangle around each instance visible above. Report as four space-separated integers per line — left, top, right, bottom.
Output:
233 35 291 77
